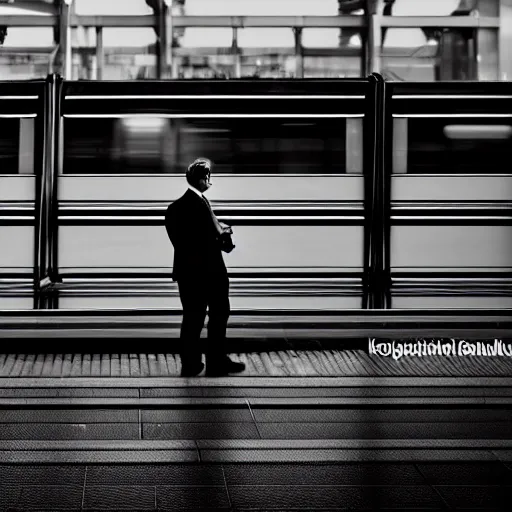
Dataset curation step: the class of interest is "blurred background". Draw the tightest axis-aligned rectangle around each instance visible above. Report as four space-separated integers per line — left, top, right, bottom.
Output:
0 0 510 81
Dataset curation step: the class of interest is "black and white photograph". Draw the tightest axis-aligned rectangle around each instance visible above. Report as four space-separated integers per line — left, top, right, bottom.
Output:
0 0 511 510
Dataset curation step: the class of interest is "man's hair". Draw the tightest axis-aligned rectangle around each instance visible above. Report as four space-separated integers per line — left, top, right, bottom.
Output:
186 158 212 188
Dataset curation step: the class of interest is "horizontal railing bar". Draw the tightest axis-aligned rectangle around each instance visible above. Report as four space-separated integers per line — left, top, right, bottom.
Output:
57 215 364 221
0 308 510 318
381 15 499 28
0 95 39 100
393 95 512 99
58 205 365 211
0 307 509 314
63 113 365 118
1 14 497 28
393 114 512 118
1 14 367 28
65 95 366 100
393 278 512 282
392 205 512 210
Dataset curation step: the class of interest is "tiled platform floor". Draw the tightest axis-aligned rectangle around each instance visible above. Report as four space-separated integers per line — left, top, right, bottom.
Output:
0 462 511 511
1 349 511 510
0 406 511 442
1 349 512 378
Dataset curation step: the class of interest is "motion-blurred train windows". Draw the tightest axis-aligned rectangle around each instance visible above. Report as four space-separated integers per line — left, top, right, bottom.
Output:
63 117 349 174
0 119 20 174
406 119 512 174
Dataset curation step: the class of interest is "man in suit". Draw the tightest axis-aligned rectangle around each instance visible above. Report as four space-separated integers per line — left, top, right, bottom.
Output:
165 158 246 377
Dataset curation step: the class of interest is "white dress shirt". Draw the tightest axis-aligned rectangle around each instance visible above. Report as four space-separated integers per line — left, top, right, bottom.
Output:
188 185 224 235
188 185 203 198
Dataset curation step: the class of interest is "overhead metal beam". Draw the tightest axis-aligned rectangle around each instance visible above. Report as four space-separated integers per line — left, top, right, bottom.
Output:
172 47 362 57
0 14 367 28
69 46 362 57
380 16 500 28
0 46 54 53
170 15 367 28
1 14 499 28
0 14 57 25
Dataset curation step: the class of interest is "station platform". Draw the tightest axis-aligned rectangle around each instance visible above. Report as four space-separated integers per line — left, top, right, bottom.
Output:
0 349 511 510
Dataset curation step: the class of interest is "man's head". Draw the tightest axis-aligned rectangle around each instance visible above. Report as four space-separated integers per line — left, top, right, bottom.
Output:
186 157 212 193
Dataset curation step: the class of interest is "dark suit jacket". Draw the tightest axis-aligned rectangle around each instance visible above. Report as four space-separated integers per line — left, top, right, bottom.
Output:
165 189 227 281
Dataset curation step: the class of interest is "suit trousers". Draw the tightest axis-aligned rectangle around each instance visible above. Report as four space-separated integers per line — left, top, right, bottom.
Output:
177 273 230 367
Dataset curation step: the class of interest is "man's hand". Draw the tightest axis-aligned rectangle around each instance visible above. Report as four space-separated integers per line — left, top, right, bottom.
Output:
219 230 235 253
219 222 233 235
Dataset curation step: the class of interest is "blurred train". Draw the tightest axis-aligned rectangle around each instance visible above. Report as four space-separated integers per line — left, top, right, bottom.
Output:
1 75 511 311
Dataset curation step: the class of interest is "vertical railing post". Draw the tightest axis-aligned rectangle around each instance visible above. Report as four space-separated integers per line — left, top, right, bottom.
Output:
363 72 390 310
35 73 61 309
96 26 104 80
293 27 304 78
60 0 73 79
365 0 383 75
363 74 378 309
232 27 241 78
379 74 391 309
157 0 172 78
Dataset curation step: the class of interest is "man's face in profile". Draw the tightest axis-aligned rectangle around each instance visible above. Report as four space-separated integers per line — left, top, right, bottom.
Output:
198 171 212 193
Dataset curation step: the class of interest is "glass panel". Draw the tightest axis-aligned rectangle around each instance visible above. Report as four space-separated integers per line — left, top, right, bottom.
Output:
74 0 152 15
0 27 54 79
184 0 339 15
238 28 294 48
0 27 53 47
240 54 295 78
304 56 361 78
381 28 438 81
406 119 512 174
0 119 20 175
63 117 350 174
303 28 344 48
382 27 483 81
72 28 157 80
476 29 499 80
384 0 499 16
385 0 471 16
175 54 235 79
302 29 362 78
179 28 232 48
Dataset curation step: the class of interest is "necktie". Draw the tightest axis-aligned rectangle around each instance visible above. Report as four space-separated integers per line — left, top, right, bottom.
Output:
202 195 224 236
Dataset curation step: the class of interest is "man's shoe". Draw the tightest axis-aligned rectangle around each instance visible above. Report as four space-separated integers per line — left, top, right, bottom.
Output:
180 361 204 377
205 359 245 377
